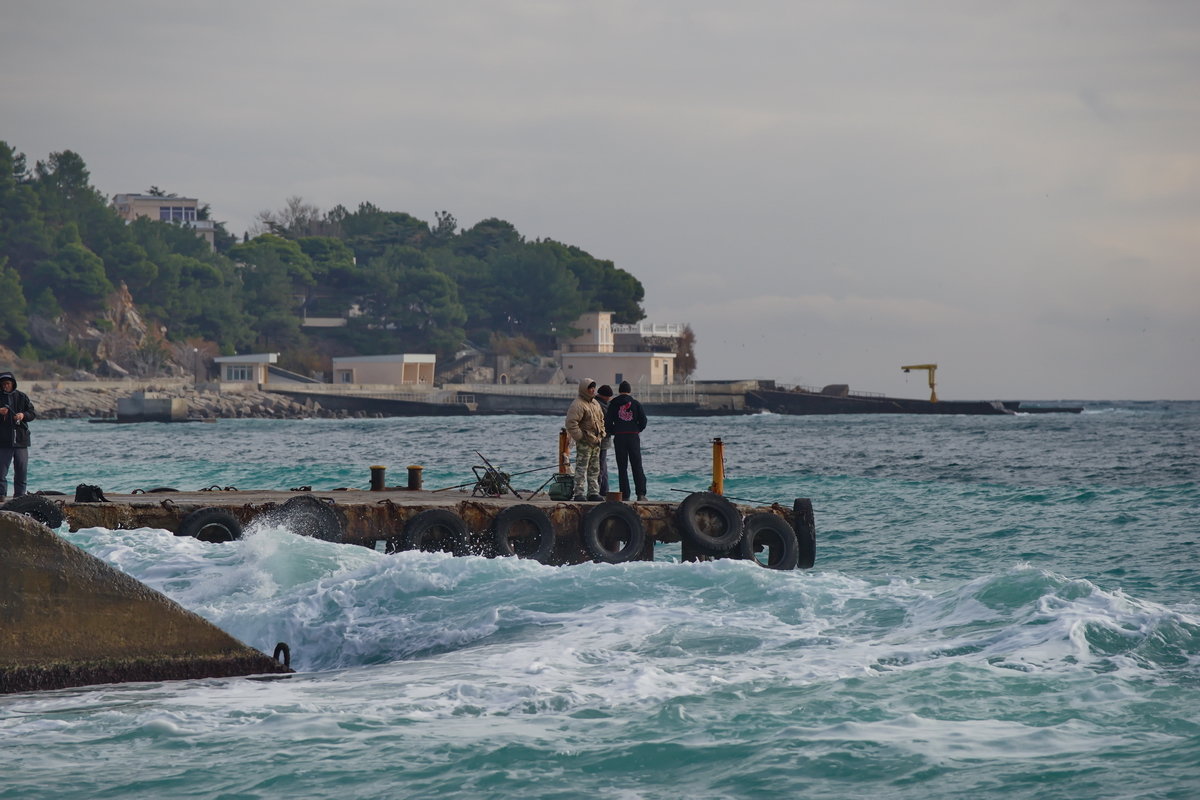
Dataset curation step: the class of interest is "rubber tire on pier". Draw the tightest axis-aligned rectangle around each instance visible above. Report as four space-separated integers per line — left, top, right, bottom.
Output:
675 492 743 555
738 513 799 570
492 504 556 563
402 509 470 556
176 507 244 543
581 501 646 564
276 494 344 543
1 495 65 529
793 498 816 569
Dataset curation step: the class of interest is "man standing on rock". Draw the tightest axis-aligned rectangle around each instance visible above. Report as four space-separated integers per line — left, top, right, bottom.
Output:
565 378 605 501
604 380 648 501
0 371 36 501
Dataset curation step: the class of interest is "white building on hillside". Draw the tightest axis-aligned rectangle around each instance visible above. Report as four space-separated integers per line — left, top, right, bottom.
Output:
559 311 678 386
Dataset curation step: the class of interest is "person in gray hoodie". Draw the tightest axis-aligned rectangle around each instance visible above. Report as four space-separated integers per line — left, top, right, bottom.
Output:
0 371 37 500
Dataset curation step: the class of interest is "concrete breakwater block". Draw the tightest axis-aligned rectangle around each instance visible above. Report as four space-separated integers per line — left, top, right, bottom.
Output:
0 511 291 694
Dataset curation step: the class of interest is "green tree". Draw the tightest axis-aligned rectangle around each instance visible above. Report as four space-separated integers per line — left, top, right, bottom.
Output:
358 246 467 355
0 141 51 279
453 217 522 260
487 245 584 339
28 224 113 312
0 257 29 347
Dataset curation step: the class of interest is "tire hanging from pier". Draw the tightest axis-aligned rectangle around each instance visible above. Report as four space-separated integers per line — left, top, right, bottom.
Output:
675 492 744 554
492 504 556 563
0 495 65 529
738 512 799 570
581 501 646 564
401 509 470 556
177 507 243 543
267 494 344 542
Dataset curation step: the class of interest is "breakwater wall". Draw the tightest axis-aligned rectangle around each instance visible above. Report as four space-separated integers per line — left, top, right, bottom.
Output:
0 511 291 694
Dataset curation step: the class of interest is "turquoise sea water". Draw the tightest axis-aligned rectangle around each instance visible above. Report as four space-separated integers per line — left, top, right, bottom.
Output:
2 403 1198 799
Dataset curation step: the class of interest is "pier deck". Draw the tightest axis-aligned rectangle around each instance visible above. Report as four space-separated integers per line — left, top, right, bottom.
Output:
48 487 815 569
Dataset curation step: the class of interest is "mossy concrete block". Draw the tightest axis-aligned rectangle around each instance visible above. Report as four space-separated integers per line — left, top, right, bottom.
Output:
0 511 290 693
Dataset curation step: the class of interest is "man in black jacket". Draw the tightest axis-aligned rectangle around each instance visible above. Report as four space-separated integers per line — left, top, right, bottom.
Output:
604 380 648 501
0 371 36 501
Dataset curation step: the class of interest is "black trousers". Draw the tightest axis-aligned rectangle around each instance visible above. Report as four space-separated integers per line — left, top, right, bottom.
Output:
0 446 29 498
613 434 646 500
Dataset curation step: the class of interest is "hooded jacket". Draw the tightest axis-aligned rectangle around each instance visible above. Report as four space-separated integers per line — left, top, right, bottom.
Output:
564 377 606 446
604 391 647 436
0 371 36 449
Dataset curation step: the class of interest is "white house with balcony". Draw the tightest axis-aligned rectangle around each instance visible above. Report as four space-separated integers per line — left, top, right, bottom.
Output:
112 193 217 248
559 311 678 386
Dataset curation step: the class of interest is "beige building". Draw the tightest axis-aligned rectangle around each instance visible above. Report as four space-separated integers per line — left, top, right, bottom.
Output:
331 354 435 385
214 353 277 384
112 193 217 248
559 311 677 386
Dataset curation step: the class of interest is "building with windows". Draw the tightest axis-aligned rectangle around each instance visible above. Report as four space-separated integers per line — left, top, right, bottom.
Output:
112 193 217 248
559 311 678 386
213 353 277 384
331 354 435 385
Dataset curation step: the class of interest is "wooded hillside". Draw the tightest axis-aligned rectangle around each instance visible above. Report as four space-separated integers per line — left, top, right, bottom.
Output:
0 142 646 377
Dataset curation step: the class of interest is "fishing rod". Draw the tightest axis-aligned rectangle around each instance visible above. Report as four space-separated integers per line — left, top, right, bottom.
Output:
669 487 770 506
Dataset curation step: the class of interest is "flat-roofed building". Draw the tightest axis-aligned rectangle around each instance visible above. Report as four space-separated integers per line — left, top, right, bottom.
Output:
112 193 217 248
331 354 436 385
213 353 278 384
559 312 677 386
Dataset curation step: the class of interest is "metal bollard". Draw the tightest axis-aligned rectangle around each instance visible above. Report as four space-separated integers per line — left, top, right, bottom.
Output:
407 465 423 491
370 465 387 491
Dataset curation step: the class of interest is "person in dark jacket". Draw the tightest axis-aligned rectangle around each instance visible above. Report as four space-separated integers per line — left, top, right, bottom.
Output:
0 371 37 500
603 380 648 501
595 384 614 497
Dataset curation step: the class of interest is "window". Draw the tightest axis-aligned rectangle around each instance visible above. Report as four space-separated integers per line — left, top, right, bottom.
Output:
336 370 354 384
225 365 252 381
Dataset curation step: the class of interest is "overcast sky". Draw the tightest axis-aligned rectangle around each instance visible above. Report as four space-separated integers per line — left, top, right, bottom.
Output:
3 1 1198 399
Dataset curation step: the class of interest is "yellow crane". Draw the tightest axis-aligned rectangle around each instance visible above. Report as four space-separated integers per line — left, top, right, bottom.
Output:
901 363 938 402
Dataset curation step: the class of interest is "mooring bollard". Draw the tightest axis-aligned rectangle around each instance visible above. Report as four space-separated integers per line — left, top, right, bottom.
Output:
558 428 571 473
407 465 423 491
370 465 386 491
711 438 725 495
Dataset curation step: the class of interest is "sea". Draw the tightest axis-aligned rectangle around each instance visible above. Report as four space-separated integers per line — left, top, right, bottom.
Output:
2 402 1198 800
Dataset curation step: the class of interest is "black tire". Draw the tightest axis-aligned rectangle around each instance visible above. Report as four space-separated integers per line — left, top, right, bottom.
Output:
493 504 556 563
275 494 344 542
675 492 743 554
402 509 470 556
177 507 243 543
581 501 646 564
738 513 799 570
793 498 816 569
1 495 65 528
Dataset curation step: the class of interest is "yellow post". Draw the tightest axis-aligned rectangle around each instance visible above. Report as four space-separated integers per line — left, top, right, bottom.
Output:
558 428 571 474
711 437 725 495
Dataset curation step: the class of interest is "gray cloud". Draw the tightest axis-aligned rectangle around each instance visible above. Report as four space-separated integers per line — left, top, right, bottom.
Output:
3 0 1198 398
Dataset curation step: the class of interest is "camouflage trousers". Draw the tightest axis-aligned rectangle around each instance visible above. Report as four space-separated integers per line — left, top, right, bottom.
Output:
573 440 601 498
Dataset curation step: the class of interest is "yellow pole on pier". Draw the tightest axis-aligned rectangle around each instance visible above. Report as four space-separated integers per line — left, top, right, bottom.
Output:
711 437 725 495
558 428 571 473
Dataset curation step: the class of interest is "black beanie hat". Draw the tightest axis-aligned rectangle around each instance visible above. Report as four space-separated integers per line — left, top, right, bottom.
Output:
618 380 632 394
597 384 613 398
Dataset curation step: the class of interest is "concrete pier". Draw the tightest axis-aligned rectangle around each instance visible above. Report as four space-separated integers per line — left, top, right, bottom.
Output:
52 488 815 568
1 511 291 694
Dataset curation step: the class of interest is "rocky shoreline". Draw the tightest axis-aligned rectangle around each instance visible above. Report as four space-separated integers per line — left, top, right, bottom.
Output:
28 384 353 421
